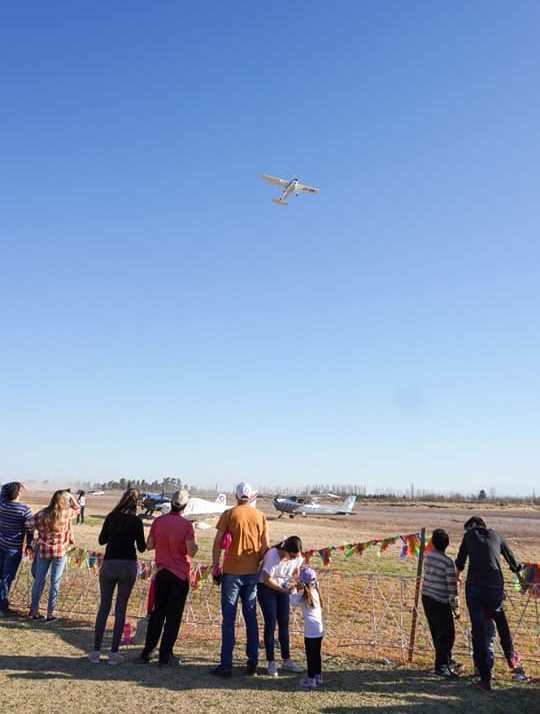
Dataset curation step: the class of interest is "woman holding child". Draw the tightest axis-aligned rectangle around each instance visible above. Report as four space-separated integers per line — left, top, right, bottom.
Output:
257 535 304 677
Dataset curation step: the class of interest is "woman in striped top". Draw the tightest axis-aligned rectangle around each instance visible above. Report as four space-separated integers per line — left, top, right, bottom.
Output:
421 528 460 677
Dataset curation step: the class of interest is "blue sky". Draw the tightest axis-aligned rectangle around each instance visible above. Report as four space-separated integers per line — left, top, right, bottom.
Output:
1 2 539 494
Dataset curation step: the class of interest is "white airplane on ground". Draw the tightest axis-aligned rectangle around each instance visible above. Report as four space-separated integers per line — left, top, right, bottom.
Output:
261 174 320 205
273 494 357 518
153 493 229 521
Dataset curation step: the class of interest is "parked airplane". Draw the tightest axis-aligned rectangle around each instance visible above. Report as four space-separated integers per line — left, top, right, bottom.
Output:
273 494 357 518
261 174 320 205
144 493 229 521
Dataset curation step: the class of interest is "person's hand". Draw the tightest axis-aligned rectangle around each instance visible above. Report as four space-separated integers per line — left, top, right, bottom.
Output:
212 565 222 586
25 545 34 558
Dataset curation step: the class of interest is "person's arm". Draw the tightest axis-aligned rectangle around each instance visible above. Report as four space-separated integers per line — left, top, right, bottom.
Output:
212 529 225 569
146 523 155 551
186 537 198 558
446 560 458 601
135 518 146 553
262 571 291 594
24 509 34 552
289 591 303 607
500 535 520 573
455 536 468 577
68 492 81 516
98 516 109 546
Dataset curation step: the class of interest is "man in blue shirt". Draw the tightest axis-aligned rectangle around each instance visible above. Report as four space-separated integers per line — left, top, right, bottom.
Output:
0 482 33 615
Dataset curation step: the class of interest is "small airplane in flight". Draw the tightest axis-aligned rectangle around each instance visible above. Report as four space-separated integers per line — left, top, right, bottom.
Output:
261 174 320 205
273 494 357 518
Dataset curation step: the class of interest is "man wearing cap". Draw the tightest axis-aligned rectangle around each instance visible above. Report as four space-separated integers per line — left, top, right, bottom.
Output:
211 481 269 677
140 489 198 667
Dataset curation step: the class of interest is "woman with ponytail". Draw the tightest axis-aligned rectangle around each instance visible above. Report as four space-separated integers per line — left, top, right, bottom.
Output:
29 489 80 622
257 535 304 677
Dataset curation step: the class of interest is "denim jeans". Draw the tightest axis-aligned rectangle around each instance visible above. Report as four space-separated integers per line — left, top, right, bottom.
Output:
466 583 504 682
257 583 291 661
220 573 259 669
0 546 23 612
31 553 67 615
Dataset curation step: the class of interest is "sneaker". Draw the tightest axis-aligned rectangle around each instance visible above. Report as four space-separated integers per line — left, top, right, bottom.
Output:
108 652 123 666
435 665 459 679
449 659 463 671
267 661 278 677
301 676 317 689
511 665 528 682
44 616 58 624
246 662 257 676
0 610 7 618
315 674 323 686
88 651 101 664
138 651 151 664
282 658 303 673
474 679 492 692
159 655 181 667
211 665 232 678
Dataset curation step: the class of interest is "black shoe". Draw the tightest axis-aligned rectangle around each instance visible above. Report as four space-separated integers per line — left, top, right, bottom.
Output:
246 662 257 676
139 651 151 664
212 665 232 678
159 655 181 667
435 665 459 679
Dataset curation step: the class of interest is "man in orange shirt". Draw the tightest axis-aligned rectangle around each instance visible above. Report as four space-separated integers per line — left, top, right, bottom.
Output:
211 482 268 677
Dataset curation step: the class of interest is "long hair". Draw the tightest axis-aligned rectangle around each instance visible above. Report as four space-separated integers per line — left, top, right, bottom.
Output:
111 488 140 515
42 490 69 532
301 582 322 610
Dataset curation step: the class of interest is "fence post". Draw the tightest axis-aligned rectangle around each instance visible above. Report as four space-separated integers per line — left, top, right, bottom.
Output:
408 527 426 663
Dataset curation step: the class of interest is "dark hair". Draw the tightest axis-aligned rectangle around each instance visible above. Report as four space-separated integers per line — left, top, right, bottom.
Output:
464 516 486 530
277 536 303 555
78 490 86 497
2 482 22 502
170 503 186 513
112 488 140 515
431 528 449 552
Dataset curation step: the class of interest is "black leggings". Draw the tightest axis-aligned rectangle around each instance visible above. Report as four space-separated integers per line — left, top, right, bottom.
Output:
94 559 138 652
422 594 455 669
305 636 323 678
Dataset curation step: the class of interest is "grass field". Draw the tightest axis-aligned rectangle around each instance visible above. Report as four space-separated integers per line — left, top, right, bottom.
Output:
1 491 539 713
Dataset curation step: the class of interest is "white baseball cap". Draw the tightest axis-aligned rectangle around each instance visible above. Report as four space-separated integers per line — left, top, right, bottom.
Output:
235 482 255 501
171 489 190 507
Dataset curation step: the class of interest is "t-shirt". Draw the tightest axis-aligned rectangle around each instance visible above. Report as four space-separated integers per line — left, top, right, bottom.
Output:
290 587 324 638
150 512 194 581
0 486 33 551
78 496 86 507
455 527 519 589
217 503 267 575
259 547 304 586
422 550 457 604
99 511 146 560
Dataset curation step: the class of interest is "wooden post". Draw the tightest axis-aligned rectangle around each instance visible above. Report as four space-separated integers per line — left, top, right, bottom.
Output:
408 527 426 663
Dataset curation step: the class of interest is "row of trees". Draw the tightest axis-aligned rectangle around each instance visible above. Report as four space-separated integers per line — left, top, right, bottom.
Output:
72 477 539 505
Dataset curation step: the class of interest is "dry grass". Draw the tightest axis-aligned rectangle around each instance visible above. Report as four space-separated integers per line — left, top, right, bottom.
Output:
2 494 538 712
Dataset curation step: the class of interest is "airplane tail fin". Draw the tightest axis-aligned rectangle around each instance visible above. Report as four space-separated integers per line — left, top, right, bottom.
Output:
341 495 356 513
216 493 227 505
272 198 288 206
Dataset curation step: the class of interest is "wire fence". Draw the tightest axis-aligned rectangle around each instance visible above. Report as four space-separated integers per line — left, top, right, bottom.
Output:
9 558 540 673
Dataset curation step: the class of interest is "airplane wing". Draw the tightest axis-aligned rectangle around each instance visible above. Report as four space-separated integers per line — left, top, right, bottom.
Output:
262 174 289 188
296 182 320 194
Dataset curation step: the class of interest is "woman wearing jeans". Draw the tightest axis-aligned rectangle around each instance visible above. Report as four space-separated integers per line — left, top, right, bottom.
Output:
89 488 146 665
257 536 304 677
29 490 80 622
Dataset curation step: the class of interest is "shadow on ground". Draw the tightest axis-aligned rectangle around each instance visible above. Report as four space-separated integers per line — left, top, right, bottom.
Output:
1 617 538 714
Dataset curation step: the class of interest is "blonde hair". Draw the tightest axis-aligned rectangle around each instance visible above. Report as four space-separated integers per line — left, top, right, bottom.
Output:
42 490 69 532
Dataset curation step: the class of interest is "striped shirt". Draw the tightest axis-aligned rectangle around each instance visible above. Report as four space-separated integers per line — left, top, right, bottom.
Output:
0 485 33 551
421 550 458 604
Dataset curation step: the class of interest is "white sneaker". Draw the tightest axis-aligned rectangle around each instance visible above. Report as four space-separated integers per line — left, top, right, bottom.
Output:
301 676 317 689
108 652 123 666
267 661 278 677
315 674 323 686
282 658 303 673
88 651 100 664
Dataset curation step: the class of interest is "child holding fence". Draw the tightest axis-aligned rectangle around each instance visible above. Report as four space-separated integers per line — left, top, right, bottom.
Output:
290 567 324 689
421 528 460 678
